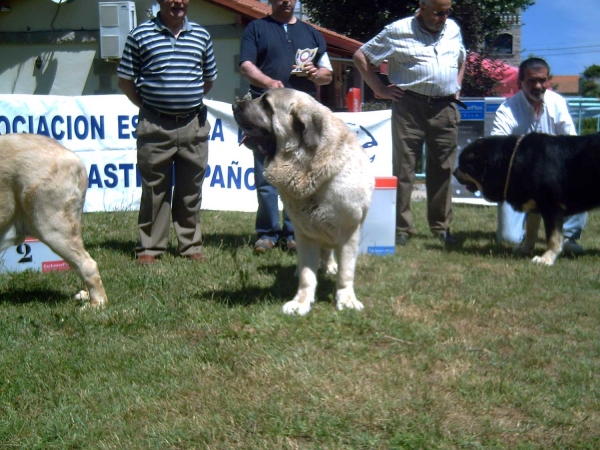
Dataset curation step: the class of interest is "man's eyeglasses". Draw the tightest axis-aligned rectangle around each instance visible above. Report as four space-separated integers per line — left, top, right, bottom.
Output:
432 9 452 18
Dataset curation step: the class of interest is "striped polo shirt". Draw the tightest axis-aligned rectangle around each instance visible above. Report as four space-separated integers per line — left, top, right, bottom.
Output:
117 15 218 115
360 15 465 97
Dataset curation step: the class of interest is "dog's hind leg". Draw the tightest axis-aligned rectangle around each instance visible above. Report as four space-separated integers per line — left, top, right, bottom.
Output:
334 226 363 312
44 232 108 307
513 213 541 255
532 209 564 266
318 247 337 275
26 186 107 307
0 193 21 252
33 221 107 307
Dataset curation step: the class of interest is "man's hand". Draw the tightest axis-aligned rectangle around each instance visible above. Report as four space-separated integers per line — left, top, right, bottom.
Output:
300 61 318 79
374 84 405 102
240 61 284 90
266 79 285 89
353 49 403 102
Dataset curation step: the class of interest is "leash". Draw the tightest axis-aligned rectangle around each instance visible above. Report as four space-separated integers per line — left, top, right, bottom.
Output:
503 135 525 199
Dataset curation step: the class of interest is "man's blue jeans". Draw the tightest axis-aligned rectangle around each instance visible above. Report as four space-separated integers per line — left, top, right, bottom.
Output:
496 201 587 244
253 150 294 243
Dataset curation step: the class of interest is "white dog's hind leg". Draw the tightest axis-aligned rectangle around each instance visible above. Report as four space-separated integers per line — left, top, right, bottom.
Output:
283 235 319 315
319 248 337 275
30 192 108 307
45 233 108 307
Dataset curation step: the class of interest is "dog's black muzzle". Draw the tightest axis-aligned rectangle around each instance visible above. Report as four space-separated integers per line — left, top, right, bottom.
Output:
453 168 478 193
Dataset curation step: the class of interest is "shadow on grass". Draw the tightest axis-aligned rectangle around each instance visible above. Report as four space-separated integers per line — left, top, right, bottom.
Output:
420 230 600 260
204 232 254 250
95 232 249 259
96 239 137 256
416 230 513 256
199 261 337 308
0 288 71 306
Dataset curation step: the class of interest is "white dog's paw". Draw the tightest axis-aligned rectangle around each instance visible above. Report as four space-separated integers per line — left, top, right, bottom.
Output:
335 289 364 312
323 259 338 276
282 299 312 316
74 290 90 301
532 251 557 266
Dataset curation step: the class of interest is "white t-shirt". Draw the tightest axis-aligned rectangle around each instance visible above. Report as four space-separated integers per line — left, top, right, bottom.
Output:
491 90 576 137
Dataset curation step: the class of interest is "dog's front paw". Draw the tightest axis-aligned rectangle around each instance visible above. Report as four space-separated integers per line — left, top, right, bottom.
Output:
282 299 312 316
335 288 364 312
532 251 557 266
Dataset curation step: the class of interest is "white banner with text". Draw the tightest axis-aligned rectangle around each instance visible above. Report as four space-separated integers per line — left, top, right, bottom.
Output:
0 95 393 212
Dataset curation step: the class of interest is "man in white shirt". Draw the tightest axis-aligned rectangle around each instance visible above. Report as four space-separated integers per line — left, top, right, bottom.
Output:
492 57 587 254
353 0 465 246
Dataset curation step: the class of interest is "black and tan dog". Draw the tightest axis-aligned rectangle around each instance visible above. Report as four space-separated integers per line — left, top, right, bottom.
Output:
454 132 600 265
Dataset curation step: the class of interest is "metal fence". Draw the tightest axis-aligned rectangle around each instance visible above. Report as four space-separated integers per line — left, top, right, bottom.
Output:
568 97 600 134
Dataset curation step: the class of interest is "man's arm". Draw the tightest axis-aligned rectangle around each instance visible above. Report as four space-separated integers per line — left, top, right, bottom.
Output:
204 80 213 95
352 49 403 102
555 96 577 136
117 78 142 109
456 60 465 98
491 106 515 136
240 61 285 90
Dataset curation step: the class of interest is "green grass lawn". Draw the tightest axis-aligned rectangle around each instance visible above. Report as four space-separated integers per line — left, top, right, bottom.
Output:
1 201 599 449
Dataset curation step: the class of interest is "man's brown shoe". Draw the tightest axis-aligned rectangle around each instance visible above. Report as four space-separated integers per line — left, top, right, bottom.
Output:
184 253 206 262
137 255 156 266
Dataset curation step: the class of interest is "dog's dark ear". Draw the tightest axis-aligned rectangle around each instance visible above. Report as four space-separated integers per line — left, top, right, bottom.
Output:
293 107 323 149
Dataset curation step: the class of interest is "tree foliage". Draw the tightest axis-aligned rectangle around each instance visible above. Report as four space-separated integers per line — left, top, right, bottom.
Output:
581 79 600 98
302 0 534 50
583 65 600 79
301 0 535 96
581 65 600 98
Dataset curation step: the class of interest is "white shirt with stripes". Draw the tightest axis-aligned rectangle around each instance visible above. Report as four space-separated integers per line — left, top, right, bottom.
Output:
360 15 465 97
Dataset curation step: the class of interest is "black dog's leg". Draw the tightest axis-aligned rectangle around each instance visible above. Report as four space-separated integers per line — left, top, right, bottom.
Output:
513 213 541 255
532 208 564 265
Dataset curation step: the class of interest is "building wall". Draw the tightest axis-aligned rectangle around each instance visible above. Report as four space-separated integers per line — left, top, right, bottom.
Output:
485 13 522 68
0 0 245 103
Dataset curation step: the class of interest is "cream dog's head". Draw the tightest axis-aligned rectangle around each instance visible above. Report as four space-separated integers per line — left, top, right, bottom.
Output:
233 88 326 158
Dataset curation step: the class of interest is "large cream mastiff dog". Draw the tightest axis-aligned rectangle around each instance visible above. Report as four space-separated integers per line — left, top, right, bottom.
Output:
233 88 374 315
0 133 107 307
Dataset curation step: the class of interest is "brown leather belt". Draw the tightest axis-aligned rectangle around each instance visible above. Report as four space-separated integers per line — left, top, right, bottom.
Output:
403 90 467 109
143 104 203 123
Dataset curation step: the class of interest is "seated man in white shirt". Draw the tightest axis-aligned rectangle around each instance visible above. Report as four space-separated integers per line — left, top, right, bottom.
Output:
491 57 587 255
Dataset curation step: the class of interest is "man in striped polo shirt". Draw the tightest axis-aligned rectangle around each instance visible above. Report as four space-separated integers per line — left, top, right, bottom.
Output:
117 0 217 265
353 0 465 247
